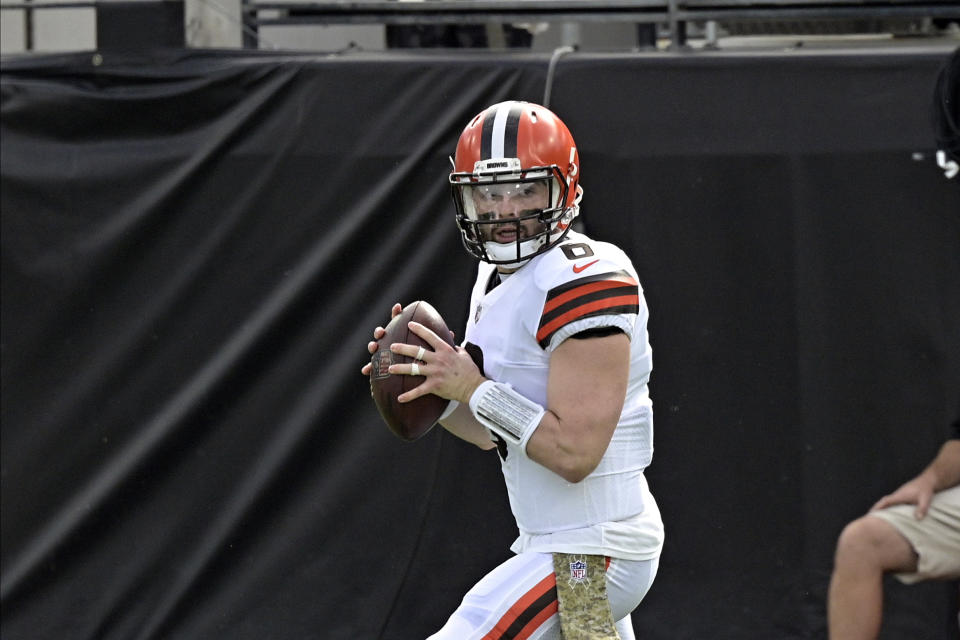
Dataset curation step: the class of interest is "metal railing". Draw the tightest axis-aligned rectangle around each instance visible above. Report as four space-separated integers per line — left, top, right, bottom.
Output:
239 0 960 48
2 0 958 52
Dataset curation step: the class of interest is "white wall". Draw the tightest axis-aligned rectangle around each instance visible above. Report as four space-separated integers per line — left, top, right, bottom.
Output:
2 2 97 53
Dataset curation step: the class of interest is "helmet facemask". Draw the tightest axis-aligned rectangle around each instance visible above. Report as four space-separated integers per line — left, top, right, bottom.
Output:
451 160 578 268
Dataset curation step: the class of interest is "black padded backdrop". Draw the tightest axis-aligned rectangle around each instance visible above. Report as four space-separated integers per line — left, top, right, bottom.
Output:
2 46 959 639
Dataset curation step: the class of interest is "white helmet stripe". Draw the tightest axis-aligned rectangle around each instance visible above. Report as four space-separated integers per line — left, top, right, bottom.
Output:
490 103 511 158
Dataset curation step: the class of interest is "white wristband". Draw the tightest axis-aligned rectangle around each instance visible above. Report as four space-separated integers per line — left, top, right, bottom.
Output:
438 399 459 421
468 380 545 456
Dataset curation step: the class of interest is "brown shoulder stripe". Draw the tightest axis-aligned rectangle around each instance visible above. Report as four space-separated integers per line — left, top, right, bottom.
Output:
537 270 638 348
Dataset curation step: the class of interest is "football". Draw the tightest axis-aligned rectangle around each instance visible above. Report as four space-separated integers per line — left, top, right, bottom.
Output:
369 301 455 441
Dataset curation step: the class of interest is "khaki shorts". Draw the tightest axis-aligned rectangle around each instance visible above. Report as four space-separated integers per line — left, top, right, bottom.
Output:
869 485 960 584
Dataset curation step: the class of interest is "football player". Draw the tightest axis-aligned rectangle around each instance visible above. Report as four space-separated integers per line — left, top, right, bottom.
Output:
363 101 664 639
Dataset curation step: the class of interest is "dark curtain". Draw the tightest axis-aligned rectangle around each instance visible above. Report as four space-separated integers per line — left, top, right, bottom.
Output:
3 47 958 639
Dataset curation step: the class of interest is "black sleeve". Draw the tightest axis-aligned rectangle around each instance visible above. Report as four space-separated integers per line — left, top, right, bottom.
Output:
571 326 626 340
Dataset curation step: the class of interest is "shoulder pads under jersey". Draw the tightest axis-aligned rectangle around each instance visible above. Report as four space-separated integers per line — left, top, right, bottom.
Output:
533 234 633 292
532 236 641 349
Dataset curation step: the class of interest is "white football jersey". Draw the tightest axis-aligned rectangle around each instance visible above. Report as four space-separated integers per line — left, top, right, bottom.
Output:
463 231 664 561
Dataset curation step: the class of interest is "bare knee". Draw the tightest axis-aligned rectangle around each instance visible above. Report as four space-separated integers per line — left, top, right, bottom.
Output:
835 518 883 570
834 516 916 574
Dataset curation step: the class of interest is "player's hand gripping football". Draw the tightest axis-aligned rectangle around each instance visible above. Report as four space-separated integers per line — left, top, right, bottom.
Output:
360 302 403 378
360 303 486 406
389 319 486 406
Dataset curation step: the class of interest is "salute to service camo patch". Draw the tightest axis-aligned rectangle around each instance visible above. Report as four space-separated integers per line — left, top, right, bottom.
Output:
552 553 619 639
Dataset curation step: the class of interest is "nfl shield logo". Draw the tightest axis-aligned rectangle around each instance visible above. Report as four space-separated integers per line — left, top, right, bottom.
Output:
371 350 393 380
569 558 587 584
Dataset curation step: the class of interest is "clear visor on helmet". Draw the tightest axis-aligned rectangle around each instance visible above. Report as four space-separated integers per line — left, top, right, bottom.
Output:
450 163 575 266
457 177 561 242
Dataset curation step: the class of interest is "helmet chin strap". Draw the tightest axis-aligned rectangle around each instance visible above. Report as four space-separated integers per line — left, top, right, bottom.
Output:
475 203 581 270
484 235 546 270
483 215 578 270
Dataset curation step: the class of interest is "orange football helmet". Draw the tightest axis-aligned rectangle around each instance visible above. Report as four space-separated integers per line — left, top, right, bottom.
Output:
449 101 583 267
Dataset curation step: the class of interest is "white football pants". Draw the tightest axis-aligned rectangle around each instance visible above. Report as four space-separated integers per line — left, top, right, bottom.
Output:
427 551 659 640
